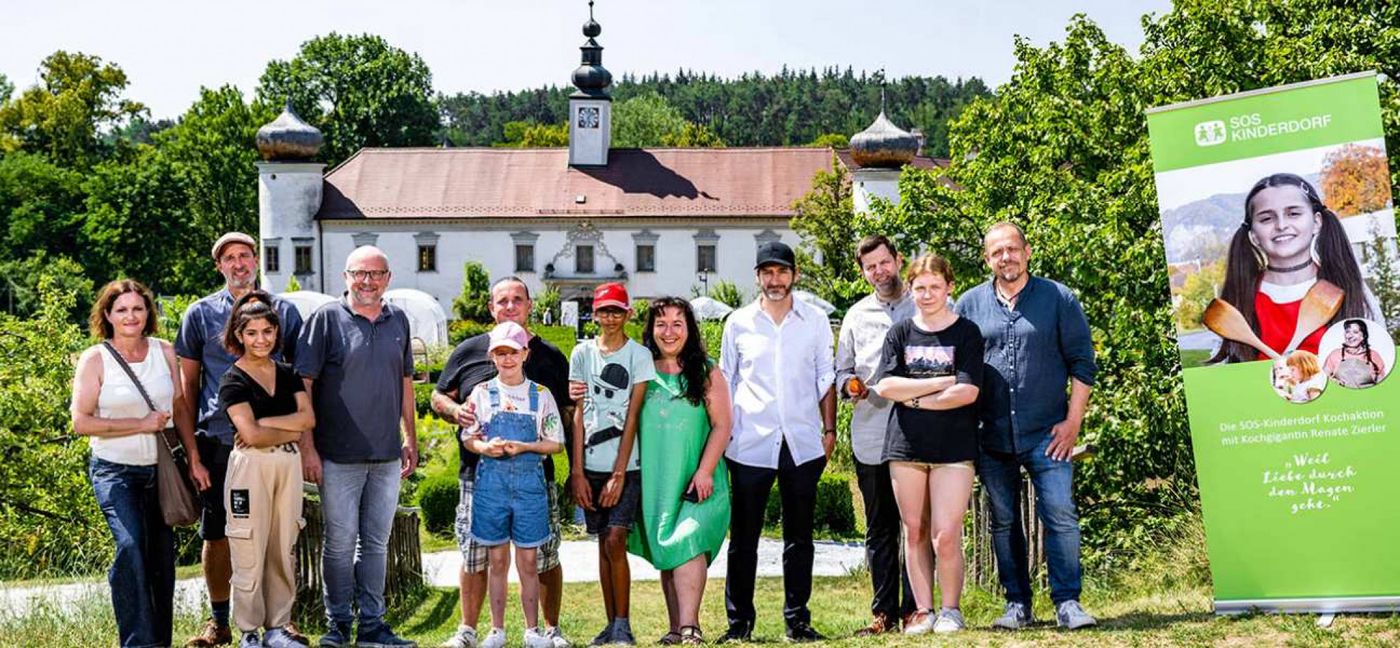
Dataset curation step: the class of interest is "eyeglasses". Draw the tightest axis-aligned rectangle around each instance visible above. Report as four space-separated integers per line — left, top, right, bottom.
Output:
594 309 627 318
346 269 390 281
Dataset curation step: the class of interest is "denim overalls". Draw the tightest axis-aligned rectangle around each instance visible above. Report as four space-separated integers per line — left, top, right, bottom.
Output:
470 380 552 547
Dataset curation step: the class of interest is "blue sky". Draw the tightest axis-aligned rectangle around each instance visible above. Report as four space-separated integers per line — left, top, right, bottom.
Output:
2 0 1172 120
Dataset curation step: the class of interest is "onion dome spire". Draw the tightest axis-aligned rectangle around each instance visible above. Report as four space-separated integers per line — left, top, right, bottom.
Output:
850 84 917 168
255 99 323 161
572 1 612 97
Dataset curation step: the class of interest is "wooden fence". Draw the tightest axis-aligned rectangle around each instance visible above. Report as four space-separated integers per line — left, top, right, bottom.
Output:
293 492 424 618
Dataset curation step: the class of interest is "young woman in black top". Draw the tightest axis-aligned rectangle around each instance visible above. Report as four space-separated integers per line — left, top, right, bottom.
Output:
870 254 984 635
218 292 315 648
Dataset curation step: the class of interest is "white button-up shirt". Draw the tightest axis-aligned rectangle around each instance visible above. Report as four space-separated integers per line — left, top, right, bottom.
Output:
721 297 836 468
835 290 915 465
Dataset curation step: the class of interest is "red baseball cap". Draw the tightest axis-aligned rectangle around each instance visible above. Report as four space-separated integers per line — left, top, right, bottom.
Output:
593 282 630 311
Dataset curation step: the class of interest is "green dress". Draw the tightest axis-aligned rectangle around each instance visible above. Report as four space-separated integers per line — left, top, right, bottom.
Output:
627 369 731 570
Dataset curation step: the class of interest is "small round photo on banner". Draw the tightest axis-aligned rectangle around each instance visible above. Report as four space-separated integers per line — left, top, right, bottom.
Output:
1271 350 1327 403
1320 318 1395 389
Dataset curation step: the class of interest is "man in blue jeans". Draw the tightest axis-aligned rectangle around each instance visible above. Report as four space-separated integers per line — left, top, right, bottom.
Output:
954 222 1098 630
297 246 419 647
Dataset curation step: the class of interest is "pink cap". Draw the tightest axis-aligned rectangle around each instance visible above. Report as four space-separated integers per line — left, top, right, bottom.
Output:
488 321 529 352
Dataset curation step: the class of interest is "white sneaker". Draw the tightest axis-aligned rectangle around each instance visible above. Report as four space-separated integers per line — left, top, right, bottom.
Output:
441 625 477 648
525 627 555 648
544 626 571 648
479 628 506 648
902 610 934 635
932 609 966 634
1056 600 1097 630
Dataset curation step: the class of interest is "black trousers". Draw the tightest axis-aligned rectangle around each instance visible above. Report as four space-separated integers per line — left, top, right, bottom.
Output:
725 443 827 627
854 459 916 619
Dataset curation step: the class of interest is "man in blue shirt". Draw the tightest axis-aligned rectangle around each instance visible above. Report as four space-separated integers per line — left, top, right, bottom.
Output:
953 222 1097 631
176 232 303 647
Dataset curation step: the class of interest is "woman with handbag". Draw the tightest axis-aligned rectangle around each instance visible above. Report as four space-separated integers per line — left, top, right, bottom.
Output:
71 279 209 648
217 292 314 648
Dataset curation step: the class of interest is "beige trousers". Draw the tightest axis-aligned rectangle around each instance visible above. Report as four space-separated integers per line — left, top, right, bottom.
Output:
224 445 304 631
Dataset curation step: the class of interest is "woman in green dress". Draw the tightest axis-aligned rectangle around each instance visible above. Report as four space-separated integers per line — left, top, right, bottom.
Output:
628 297 732 645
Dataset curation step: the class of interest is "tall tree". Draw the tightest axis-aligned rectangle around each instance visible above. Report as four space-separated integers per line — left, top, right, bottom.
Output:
0 51 146 168
612 92 688 148
155 85 275 240
257 33 438 167
80 147 202 293
0 152 85 261
790 162 865 310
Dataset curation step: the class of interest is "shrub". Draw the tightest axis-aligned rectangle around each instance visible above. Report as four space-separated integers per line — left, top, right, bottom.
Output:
416 470 459 536
413 382 435 418
451 261 492 322
448 319 493 345
762 471 857 537
814 472 856 535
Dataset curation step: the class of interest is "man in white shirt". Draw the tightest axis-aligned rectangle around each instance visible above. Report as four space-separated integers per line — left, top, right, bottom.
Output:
719 241 837 643
834 235 916 635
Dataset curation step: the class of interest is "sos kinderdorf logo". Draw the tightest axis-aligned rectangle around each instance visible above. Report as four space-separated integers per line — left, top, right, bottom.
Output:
1194 113 1334 147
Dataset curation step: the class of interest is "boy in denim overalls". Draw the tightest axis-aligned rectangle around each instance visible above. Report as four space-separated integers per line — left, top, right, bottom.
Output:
463 321 565 648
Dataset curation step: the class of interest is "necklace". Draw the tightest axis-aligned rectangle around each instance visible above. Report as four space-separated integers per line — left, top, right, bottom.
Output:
1266 259 1314 273
996 283 1024 305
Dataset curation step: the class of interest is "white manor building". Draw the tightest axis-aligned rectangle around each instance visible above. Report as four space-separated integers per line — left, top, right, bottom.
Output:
254 5 940 312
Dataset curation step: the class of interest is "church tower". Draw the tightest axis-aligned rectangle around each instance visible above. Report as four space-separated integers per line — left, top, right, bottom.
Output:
255 101 325 292
568 1 612 167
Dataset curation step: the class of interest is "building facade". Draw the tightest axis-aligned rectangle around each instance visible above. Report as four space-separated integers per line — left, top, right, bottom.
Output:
255 4 940 314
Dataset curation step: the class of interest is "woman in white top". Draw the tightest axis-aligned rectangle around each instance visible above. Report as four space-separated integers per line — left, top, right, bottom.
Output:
71 279 207 648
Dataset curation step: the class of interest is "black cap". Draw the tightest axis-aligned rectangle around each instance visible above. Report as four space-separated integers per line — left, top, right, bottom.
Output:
755 241 796 269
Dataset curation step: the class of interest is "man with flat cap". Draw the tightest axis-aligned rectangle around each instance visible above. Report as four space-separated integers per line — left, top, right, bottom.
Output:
718 241 837 643
177 232 304 647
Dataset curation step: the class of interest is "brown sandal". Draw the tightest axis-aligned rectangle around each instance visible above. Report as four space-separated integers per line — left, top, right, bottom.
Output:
679 626 703 645
659 631 682 645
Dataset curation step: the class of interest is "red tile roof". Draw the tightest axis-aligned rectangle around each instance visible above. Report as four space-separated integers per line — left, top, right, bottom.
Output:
317 147 847 220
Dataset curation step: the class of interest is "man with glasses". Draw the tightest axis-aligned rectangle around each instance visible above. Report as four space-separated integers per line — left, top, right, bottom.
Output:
431 277 574 648
296 246 419 647
177 232 303 648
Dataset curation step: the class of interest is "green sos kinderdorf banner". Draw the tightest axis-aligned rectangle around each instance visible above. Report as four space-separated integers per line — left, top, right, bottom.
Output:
1147 72 1400 614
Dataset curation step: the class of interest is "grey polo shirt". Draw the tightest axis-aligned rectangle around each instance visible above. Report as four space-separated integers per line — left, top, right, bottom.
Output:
174 289 303 444
295 297 414 463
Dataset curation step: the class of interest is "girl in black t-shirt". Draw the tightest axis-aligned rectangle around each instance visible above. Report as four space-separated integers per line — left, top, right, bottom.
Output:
870 255 983 634
217 292 315 647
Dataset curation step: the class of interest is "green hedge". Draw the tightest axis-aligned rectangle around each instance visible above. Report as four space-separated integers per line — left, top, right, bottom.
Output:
416 470 459 536
764 471 857 537
413 382 435 418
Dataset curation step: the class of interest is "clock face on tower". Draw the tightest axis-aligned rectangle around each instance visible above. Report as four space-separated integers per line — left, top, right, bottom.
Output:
577 106 600 129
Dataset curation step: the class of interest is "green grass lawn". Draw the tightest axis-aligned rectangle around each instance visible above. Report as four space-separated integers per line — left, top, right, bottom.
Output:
6 573 1399 647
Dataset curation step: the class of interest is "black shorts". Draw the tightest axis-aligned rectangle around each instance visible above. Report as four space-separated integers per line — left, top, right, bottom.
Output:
196 435 233 541
583 470 641 535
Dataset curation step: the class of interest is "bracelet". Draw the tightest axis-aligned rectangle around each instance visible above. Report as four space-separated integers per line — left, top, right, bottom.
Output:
906 396 919 408
823 429 837 436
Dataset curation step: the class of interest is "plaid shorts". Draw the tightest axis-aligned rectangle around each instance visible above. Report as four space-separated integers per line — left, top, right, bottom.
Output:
455 477 562 574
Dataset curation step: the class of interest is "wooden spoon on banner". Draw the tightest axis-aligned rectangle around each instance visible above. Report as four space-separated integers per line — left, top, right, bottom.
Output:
1282 279 1345 354
1203 298 1280 361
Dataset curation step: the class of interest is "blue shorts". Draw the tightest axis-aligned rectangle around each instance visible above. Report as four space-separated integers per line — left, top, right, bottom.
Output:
470 459 552 548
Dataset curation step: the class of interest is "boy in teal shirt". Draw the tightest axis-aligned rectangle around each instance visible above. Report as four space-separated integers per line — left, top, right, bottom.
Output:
568 283 655 645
